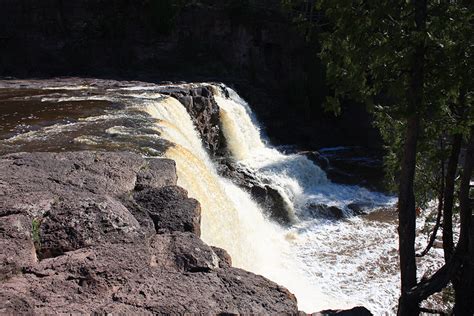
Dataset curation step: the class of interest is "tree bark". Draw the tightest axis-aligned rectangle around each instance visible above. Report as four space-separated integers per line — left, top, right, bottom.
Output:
397 1 426 315
443 133 463 262
402 128 473 314
397 115 421 316
453 125 474 315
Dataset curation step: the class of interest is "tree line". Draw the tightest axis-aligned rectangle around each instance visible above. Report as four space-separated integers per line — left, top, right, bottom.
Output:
288 0 473 314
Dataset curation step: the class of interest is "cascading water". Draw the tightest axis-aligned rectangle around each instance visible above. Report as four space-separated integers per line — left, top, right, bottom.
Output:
212 84 449 315
213 85 394 217
0 80 448 314
138 93 335 312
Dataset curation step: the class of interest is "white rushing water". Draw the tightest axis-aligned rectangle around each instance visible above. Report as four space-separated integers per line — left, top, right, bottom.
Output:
211 85 452 315
3 82 447 314
135 93 335 312
212 85 408 314
65 87 401 313
129 89 412 314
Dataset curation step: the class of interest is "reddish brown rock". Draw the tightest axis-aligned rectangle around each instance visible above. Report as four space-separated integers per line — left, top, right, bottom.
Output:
134 185 201 236
0 151 298 314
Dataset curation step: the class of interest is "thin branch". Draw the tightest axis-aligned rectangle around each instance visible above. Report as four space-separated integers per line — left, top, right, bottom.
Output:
416 201 442 257
417 140 445 257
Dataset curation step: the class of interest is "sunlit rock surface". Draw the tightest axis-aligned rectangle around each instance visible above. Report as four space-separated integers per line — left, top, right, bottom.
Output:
0 151 298 314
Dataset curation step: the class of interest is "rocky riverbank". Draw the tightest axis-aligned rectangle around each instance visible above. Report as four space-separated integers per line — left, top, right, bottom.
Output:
0 151 298 314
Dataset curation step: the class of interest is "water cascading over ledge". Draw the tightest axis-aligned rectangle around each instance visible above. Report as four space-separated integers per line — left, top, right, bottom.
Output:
139 86 402 313
138 93 330 312
4 79 442 315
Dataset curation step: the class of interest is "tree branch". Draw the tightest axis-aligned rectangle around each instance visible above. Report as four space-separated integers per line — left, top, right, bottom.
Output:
417 148 445 257
419 307 448 315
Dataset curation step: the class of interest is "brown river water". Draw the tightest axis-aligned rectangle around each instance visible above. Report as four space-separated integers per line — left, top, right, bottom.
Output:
0 78 451 315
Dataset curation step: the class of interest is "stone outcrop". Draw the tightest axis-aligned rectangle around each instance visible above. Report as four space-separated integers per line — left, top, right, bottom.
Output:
298 148 385 191
314 306 373 316
306 203 345 220
0 151 298 314
161 85 226 156
217 158 295 224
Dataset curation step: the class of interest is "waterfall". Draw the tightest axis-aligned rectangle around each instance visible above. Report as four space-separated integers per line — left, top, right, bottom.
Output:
1 81 438 314
137 94 334 312
214 86 330 219
212 85 407 314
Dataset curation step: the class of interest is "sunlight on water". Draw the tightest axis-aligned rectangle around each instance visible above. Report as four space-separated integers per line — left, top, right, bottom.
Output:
213 85 406 314
138 93 337 312
2 81 448 314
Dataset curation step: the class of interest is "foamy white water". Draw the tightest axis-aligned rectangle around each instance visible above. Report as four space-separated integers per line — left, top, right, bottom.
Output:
4 81 449 314
134 93 334 312
213 85 407 314
119 87 402 313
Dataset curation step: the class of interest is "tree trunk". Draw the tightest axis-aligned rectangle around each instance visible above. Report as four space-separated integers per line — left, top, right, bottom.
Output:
397 115 421 316
453 126 474 315
443 133 463 262
397 1 426 315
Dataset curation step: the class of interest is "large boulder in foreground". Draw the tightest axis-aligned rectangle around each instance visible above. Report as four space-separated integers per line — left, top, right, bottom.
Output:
0 151 298 314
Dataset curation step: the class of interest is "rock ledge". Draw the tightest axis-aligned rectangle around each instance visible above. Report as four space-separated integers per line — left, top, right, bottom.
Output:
0 151 297 314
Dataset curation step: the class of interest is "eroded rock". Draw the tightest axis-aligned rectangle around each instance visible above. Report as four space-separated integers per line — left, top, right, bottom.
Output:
134 186 201 236
0 151 298 314
162 86 226 156
307 203 345 220
218 158 295 224
135 158 177 190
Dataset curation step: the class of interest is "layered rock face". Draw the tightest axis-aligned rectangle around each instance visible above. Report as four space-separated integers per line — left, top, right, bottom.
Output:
161 85 226 156
0 151 298 314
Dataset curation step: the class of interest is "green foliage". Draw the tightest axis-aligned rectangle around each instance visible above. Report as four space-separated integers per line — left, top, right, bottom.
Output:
280 0 320 41
31 218 41 251
317 0 473 203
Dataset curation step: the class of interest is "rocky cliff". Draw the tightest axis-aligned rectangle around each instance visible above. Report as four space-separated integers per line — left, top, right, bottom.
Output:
0 151 298 314
0 0 381 150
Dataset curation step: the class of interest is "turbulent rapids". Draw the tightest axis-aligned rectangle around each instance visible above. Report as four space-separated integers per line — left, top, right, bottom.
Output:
0 79 447 314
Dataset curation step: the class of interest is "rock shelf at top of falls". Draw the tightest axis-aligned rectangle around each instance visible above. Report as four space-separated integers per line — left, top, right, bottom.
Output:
0 151 299 314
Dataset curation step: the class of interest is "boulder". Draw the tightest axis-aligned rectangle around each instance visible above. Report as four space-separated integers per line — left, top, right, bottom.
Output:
307 203 345 220
218 159 295 224
251 184 295 224
347 203 369 215
300 151 330 171
134 186 201 236
314 306 373 316
316 147 385 191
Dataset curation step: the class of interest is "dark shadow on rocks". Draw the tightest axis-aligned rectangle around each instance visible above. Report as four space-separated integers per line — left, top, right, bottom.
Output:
217 158 295 225
313 306 373 316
